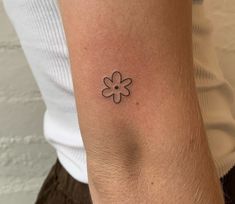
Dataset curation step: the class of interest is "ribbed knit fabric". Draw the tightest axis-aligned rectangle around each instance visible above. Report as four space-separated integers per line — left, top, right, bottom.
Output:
3 0 235 184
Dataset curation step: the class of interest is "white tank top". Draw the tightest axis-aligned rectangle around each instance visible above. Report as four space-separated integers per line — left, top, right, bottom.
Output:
3 0 235 183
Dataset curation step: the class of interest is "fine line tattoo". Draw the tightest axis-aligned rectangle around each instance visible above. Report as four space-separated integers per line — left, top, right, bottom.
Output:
102 71 133 104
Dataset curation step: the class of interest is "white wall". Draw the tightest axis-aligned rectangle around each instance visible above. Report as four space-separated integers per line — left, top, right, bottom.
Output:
0 0 234 203
0 0 56 203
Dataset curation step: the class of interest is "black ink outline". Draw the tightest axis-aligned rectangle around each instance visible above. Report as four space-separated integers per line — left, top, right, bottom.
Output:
102 71 133 104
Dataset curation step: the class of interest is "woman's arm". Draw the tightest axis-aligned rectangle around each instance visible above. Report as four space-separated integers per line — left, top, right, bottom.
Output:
59 0 224 203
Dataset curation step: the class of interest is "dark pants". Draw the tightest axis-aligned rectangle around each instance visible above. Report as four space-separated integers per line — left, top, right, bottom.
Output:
35 159 235 204
35 159 92 204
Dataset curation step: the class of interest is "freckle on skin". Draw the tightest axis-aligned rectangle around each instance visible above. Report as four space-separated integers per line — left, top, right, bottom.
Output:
136 102 139 106
151 182 154 185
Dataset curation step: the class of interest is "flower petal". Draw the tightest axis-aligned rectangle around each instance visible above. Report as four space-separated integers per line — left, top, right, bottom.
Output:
103 77 113 88
102 88 113 98
112 71 122 84
113 93 122 104
121 78 132 87
121 87 130 96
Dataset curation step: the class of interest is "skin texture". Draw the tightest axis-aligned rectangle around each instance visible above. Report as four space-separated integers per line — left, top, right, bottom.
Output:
59 0 224 203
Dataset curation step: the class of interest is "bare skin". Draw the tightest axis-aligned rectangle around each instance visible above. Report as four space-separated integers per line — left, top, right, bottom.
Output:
59 0 224 203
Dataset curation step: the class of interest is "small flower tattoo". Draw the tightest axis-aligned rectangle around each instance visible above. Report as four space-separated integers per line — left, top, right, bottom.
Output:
102 71 133 104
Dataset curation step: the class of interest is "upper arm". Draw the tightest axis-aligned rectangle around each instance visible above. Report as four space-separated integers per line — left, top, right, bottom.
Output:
58 1 225 203
59 0 195 151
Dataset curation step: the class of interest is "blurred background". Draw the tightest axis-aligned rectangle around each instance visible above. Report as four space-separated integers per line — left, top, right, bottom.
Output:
0 0 234 203
0 0 56 203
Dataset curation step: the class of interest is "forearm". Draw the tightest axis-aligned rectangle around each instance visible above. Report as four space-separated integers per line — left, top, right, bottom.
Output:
59 0 224 203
